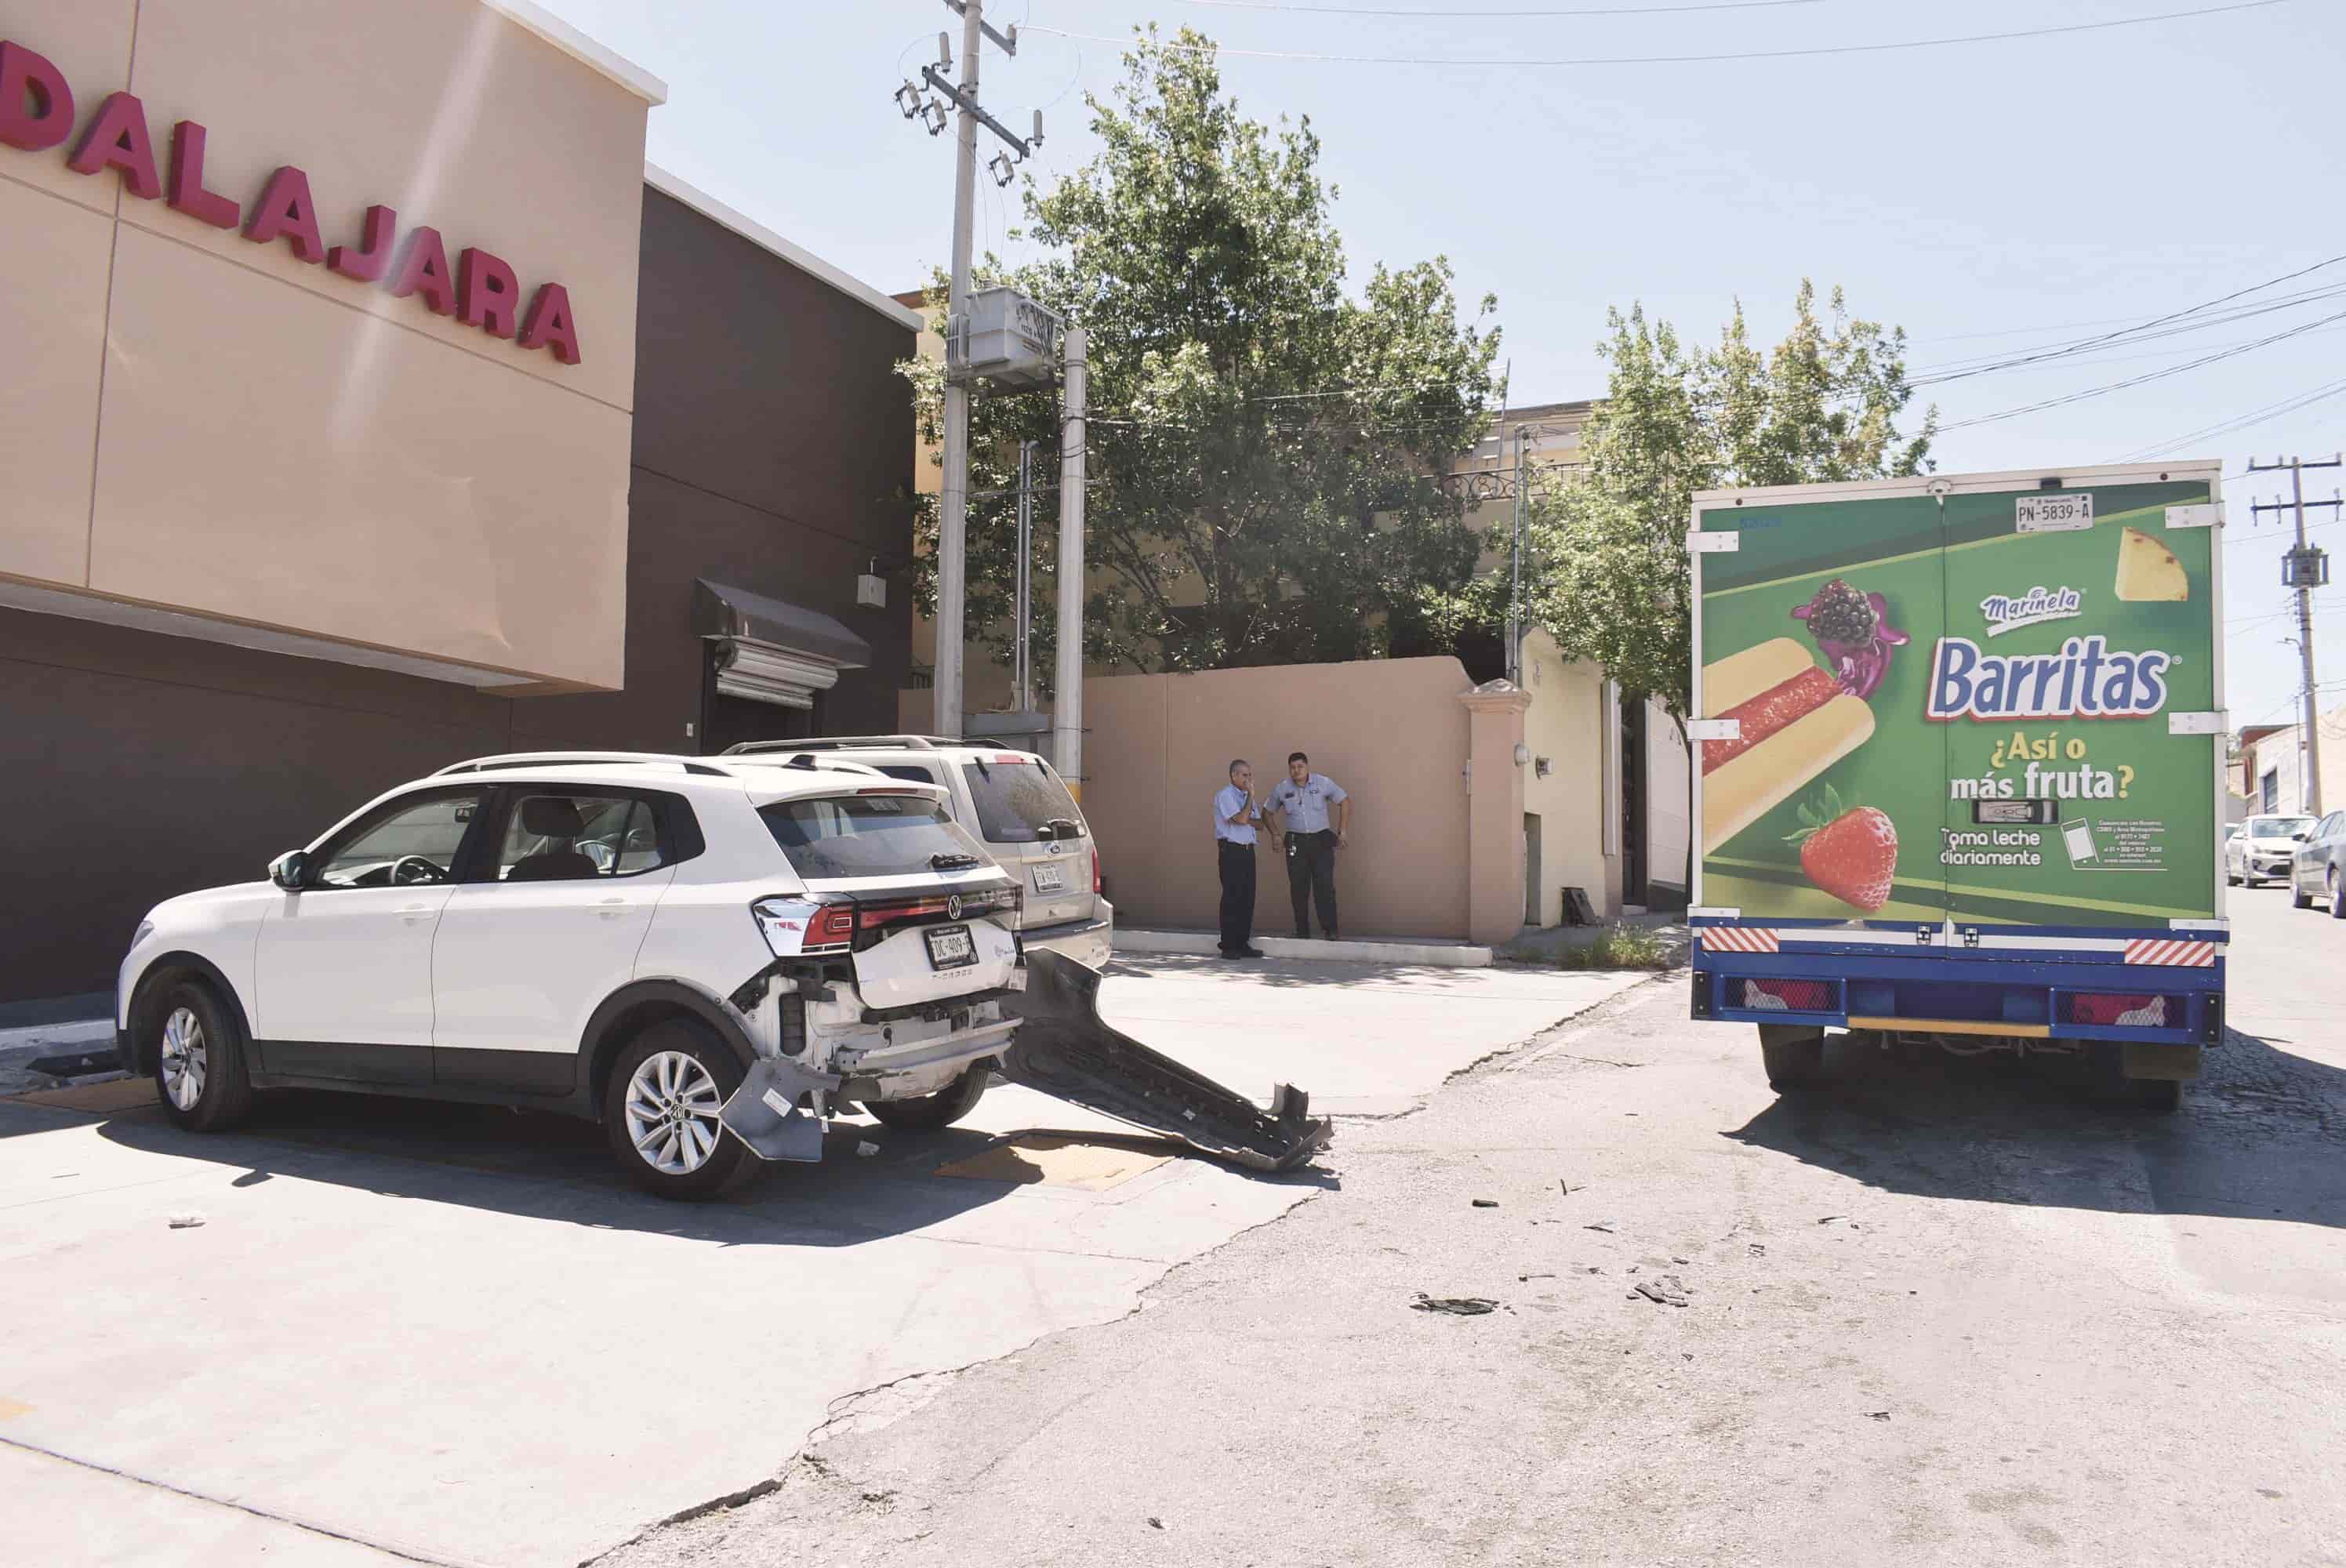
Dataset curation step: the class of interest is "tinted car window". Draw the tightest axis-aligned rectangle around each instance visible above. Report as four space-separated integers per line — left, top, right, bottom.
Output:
874 764 941 786
958 759 1084 844
761 795 992 880
2250 817 2315 838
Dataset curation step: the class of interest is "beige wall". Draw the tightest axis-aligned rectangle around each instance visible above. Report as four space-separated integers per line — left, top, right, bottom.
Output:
0 0 651 689
904 656 1578 945
1520 630 1613 924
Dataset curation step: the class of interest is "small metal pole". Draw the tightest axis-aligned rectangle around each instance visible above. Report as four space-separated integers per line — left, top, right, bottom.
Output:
1015 439 1034 712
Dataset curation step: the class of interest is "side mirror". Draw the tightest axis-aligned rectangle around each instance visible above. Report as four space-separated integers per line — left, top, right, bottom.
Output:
269 850 310 891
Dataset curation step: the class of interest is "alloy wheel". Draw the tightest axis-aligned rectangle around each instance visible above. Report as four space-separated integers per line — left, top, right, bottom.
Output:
159 1006 207 1112
623 1050 724 1175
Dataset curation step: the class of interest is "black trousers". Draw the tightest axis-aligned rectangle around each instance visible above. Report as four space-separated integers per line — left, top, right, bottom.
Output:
1217 840 1257 952
1285 829 1338 937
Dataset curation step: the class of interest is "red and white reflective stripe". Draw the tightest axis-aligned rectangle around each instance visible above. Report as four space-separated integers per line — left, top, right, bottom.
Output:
2123 938 2215 967
1701 927 1780 953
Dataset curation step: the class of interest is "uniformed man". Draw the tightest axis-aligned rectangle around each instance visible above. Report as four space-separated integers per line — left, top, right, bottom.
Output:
1213 760 1266 960
1265 751 1351 941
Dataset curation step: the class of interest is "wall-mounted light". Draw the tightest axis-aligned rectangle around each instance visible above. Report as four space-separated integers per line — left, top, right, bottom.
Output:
1513 742 1530 767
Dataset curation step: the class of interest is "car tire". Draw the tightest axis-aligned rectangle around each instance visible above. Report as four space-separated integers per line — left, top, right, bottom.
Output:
2225 864 2240 886
863 1062 990 1131
603 1019 756 1200
2331 869 2344 920
149 980 256 1133
1758 1025 1825 1091
2293 877 2315 909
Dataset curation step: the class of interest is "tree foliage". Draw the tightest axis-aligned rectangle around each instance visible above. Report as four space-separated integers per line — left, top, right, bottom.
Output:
903 28 1502 682
1465 284 1934 727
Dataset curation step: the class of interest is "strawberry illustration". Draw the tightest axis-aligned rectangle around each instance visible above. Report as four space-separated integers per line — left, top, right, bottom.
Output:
1785 785 1898 912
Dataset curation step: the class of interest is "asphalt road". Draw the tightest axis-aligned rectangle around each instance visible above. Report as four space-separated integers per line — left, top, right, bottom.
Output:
0 956 1634 1566
605 889 2346 1568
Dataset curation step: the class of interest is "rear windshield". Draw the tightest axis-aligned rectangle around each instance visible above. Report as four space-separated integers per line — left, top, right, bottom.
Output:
759 795 992 880
2250 818 2315 838
959 759 1084 845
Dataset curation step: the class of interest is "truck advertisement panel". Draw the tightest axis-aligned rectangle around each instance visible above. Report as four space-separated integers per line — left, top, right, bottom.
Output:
1693 467 2221 933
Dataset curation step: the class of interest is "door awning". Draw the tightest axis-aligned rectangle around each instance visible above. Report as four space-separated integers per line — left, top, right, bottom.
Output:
695 579 872 712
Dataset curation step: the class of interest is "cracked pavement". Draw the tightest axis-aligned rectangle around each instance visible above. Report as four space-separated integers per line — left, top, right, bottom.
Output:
598 891 2346 1568
0 955 1634 1566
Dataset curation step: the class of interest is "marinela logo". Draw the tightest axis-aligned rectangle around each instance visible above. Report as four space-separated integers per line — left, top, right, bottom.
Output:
1927 634 2171 721
1978 584 2083 638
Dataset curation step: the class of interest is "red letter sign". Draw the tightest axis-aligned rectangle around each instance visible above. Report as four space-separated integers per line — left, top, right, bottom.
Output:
67 91 161 201
242 165 326 263
166 121 239 229
329 204 398 282
388 227 455 315
0 39 74 151
456 248 520 339
517 283 582 365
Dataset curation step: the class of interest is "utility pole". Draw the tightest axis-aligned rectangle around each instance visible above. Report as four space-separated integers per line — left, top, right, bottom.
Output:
1507 421 1530 685
895 0 1037 737
2249 454 2341 815
1054 325 1088 797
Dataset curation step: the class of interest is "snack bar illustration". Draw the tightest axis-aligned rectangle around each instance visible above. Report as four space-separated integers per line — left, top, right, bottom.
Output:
1700 637 1875 854
2115 526 2188 602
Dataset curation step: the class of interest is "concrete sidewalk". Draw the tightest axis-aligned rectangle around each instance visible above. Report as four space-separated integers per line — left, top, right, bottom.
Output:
1 954 1647 1568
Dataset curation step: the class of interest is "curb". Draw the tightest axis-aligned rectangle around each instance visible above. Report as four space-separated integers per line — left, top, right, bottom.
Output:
1113 929 1494 968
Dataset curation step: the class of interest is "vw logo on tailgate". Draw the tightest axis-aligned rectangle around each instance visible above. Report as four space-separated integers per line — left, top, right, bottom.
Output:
946 895 962 920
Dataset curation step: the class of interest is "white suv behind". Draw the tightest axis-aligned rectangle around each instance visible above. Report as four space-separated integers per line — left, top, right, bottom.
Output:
115 752 1030 1197
724 736 1111 968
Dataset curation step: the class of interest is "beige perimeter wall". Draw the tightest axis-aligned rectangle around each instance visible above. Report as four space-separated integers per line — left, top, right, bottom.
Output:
0 0 649 689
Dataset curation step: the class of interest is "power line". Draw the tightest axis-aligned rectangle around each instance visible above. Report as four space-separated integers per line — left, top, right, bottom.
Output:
1157 0 1821 14
1911 260 2346 385
2118 372 2346 459
1910 279 2346 383
1025 2 2285 69
1936 306 2346 431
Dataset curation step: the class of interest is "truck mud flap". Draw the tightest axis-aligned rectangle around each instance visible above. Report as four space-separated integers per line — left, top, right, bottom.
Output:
1000 950 1332 1173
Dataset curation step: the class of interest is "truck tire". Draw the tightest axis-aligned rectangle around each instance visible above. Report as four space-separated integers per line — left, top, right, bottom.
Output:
2130 1076 2182 1114
864 1062 990 1131
1759 1025 1825 1091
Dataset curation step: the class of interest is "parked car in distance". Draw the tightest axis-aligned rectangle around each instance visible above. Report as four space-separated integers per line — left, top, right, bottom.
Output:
2228 814 2317 887
2290 809 2346 916
723 736 1113 969
117 753 1028 1197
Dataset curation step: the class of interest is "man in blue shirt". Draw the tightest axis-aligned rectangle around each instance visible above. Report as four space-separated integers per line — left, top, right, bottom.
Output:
1266 751 1351 941
1212 760 1266 960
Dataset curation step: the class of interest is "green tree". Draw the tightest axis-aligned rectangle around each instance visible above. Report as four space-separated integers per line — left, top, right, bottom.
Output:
902 27 1502 682
1460 284 1933 728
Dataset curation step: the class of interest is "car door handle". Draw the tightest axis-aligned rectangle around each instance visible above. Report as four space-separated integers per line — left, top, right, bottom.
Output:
400 903 434 924
597 898 631 920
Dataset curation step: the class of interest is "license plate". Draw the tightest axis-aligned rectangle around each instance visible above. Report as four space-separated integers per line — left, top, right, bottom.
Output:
1031 862 1068 894
2015 493 2093 533
924 924 976 970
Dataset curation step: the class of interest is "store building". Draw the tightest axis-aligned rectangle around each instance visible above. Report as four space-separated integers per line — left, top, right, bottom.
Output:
0 1 919 1007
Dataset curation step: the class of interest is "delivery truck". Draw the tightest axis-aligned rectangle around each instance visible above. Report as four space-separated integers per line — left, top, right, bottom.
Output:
1686 462 2227 1111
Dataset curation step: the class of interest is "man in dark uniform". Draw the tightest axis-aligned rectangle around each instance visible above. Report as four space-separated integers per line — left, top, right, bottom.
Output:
1213 760 1265 960
1266 751 1351 941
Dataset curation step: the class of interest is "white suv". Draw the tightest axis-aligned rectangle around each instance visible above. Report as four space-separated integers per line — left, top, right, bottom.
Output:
114 753 1030 1198
725 736 1111 968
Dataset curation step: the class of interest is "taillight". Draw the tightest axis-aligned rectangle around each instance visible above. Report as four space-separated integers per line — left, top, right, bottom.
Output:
1091 848 1102 893
812 906 857 946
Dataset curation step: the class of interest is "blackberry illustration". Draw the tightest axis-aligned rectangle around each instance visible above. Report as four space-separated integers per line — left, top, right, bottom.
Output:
1805 579 1877 644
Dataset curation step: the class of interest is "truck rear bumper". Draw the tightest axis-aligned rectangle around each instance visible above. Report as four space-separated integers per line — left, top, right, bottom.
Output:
1691 942 2224 1047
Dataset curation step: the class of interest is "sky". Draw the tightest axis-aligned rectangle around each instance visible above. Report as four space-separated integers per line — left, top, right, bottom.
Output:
537 0 2346 732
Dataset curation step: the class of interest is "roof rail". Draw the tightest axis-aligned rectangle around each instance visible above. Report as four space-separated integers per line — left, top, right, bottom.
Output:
723 735 951 755
761 756 889 777
433 752 732 777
